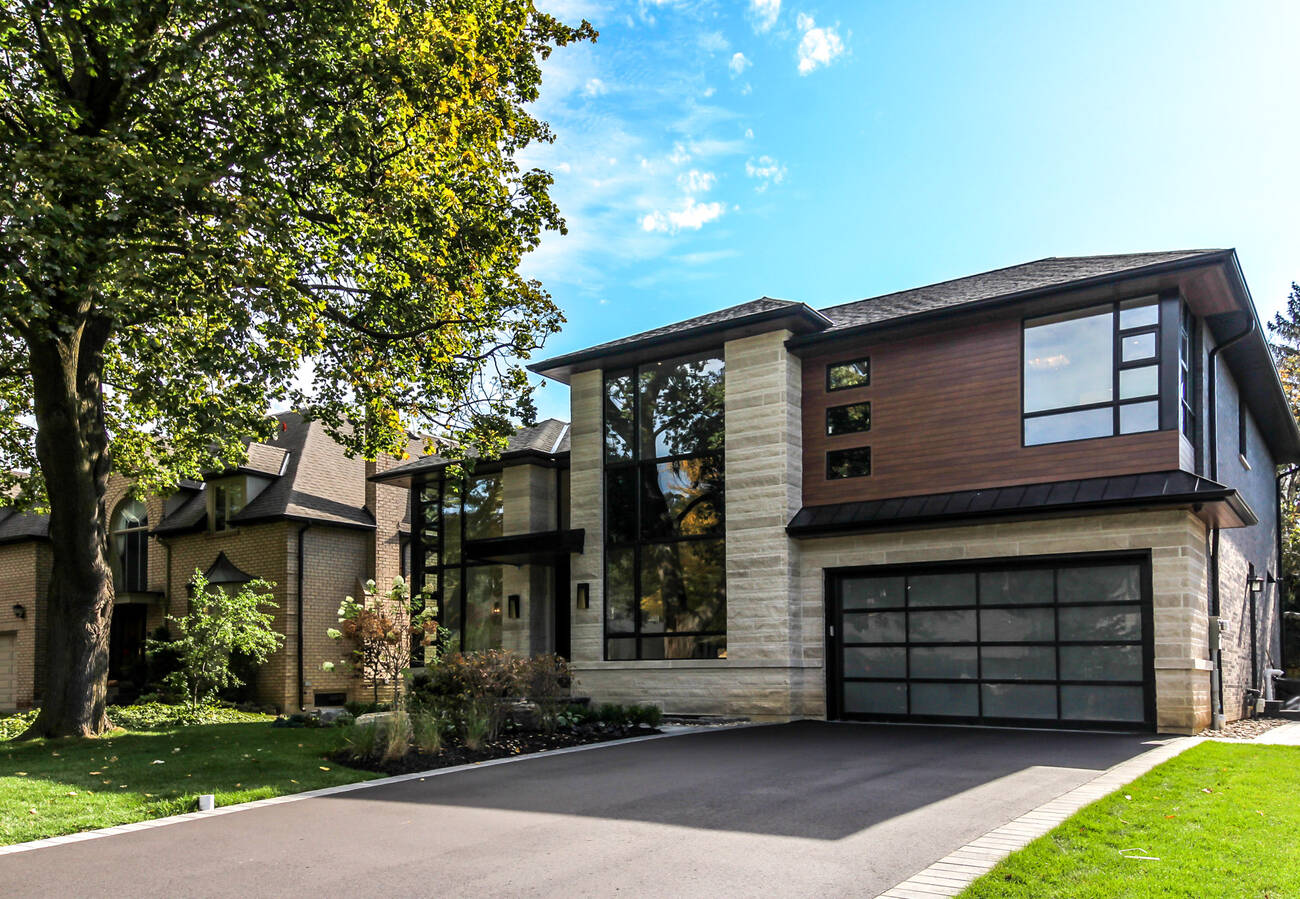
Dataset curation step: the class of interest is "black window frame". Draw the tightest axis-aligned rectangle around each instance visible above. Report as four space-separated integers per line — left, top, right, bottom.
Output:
1021 297 1168 447
826 400 872 437
826 356 871 392
603 353 727 662
110 498 149 594
827 446 872 480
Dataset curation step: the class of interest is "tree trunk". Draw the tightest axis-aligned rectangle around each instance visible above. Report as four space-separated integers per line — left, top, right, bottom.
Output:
19 317 115 739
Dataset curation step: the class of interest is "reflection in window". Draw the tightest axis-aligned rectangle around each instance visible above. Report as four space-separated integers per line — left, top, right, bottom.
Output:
1023 297 1164 446
604 353 726 660
826 401 871 436
111 499 149 593
211 479 245 532
827 446 871 479
827 357 870 391
410 471 506 655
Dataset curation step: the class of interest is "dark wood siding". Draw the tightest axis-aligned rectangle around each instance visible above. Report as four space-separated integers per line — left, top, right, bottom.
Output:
801 315 1180 507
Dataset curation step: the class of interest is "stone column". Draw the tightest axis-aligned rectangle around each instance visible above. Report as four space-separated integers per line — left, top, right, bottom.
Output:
568 370 605 667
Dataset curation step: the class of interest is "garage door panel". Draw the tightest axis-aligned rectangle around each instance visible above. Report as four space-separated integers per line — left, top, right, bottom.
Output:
830 554 1154 730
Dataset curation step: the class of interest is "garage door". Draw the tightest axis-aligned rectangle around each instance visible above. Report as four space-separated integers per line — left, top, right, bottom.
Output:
827 555 1154 729
0 632 15 711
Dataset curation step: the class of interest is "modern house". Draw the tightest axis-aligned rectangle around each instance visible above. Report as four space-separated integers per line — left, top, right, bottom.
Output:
0 412 414 712
375 248 1297 734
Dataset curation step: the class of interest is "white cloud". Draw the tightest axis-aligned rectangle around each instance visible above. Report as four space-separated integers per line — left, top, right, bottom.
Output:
745 154 786 191
677 169 717 193
702 86 715 97
744 128 754 139
667 142 691 165
796 14 844 74
640 197 726 233
729 52 750 76
699 30 729 53
582 77 607 97
749 0 780 32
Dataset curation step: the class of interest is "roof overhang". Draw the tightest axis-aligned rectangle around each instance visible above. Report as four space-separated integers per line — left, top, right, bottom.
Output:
529 304 832 384
369 450 570 489
786 472 1256 539
463 528 585 566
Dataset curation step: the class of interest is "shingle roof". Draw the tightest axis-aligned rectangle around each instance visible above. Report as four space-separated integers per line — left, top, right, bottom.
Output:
0 507 49 543
370 418 572 485
786 470 1255 537
817 251 1225 331
556 298 801 357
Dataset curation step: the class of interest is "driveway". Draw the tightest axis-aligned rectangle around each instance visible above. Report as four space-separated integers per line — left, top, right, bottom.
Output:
1 722 1158 897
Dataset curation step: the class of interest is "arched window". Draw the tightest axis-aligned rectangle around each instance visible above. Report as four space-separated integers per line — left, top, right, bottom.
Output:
111 499 149 593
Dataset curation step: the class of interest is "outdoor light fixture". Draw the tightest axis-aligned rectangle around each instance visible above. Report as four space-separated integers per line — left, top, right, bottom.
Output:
576 583 590 610
507 594 521 619
11 603 25 620
1249 575 1265 595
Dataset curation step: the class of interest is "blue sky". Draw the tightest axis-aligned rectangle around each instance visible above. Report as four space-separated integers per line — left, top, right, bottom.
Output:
521 0 1300 422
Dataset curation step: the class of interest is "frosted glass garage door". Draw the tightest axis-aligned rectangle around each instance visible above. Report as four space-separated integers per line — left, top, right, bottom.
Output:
830 557 1152 728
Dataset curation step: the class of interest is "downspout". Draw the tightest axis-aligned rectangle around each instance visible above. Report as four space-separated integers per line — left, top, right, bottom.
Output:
1278 465 1300 671
296 522 312 711
1207 314 1257 728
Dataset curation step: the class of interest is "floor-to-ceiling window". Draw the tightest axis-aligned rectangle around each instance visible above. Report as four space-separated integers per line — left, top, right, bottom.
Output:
412 471 505 653
603 352 726 660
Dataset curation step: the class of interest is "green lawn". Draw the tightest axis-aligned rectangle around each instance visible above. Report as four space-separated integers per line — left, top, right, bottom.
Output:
960 742 1300 899
0 722 377 846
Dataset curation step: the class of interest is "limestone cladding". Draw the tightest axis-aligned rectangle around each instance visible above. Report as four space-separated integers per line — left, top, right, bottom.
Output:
797 509 1214 733
567 331 821 719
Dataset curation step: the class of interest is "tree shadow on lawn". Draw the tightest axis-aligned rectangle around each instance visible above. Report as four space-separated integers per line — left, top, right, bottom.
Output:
321 720 1161 840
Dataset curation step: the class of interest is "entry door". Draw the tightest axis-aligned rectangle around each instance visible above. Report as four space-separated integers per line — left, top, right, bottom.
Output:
827 554 1154 729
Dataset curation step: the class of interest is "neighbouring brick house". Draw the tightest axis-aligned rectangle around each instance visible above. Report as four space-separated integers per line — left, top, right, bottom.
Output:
0 412 415 712
374 248 1297 734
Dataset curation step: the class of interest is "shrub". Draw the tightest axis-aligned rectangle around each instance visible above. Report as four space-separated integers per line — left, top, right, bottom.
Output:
410 710 446 755
594 703 662 728
522 654 573 733
409 649 525 743
0 710 37 741
344 700 391 717
109 701 271 730
323 577 442 707
151 572 283 709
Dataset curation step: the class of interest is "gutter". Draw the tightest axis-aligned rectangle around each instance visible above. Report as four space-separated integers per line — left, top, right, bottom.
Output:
296 522 312 711
1206 313 1258 728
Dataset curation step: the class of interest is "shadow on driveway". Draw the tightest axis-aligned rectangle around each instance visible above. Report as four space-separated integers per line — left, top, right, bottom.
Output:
319 720 1157 840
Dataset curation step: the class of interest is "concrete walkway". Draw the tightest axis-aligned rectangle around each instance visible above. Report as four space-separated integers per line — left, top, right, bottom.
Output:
0 722 1161 898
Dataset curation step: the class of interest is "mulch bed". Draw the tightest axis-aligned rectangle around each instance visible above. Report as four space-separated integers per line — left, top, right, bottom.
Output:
1198 715 1291 739
335 723 660 775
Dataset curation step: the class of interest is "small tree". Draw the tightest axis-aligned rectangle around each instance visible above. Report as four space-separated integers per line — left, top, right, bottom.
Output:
150 572 284 710
324 576 439 706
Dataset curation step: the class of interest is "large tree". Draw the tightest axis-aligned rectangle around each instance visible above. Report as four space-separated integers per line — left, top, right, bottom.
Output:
0 0 593 737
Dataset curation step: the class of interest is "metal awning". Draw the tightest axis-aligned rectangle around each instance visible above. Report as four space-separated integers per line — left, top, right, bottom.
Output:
787 471 1256 538
463 528 585 565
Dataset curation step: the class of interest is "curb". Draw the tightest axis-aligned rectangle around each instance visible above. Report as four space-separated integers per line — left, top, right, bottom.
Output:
0 721 763 857
873 735 1203 899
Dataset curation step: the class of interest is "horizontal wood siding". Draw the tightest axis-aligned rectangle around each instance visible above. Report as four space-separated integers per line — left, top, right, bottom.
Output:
801 315 1180 506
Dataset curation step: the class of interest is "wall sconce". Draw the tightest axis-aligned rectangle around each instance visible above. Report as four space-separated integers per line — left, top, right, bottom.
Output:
576 583 590 610
507 594 520 619
1249 575 1265 595
11 603 25 620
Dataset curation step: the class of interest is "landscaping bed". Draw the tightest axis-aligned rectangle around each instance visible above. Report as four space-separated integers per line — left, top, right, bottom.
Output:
336 720 658 776
959 742 1300 898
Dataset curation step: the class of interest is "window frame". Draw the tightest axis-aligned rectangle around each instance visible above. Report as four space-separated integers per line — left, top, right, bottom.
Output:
209 478 246 532
603 353 727 662
1020 297 1167 447
826 400 872 437
826 356 871 392
826 446 872 480
110 498 150 594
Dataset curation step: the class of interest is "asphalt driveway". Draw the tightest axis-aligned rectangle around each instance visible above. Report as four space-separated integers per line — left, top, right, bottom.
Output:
1 722 1158 897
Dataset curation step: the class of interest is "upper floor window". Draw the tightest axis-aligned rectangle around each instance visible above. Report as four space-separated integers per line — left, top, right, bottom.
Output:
211 478 246 531
604 353 726 661
1022 297 1161 446
827 357 870 391
110 498 148 593
1180 305 1196 439
826 401 871 436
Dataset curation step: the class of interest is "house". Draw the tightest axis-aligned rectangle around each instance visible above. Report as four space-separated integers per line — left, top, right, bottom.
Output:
374 248 1297 734
0 412 414 712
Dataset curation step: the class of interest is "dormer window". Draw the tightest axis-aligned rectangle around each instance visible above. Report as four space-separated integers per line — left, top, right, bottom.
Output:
211 478 246 531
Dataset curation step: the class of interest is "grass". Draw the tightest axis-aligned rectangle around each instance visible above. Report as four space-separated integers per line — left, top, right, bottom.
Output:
960 742 1300 899
0 721 377 846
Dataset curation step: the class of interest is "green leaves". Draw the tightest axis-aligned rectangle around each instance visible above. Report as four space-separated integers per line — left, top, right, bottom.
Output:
0 0 595 500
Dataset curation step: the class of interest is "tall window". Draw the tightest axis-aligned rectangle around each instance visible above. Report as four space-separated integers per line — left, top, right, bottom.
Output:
1022 297 1161 446
110 499 148 593
411 472 504 653
1180 304 1196 439
211 478 246 531
604 352 726 660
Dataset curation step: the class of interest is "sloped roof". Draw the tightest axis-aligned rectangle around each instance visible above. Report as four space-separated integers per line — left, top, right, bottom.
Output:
0 507 49 544
370 418 572 486
817 251 1224 332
